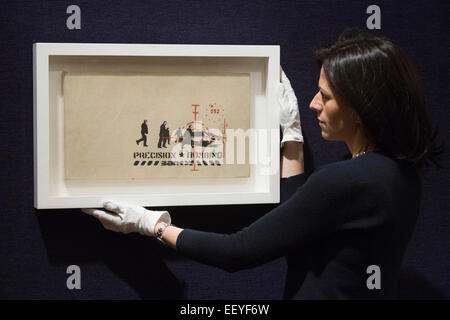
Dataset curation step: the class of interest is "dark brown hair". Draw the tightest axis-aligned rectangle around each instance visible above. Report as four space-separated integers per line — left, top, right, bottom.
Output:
313 29 443 172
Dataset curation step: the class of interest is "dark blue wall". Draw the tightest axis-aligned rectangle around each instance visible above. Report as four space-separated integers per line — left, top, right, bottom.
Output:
0 0 448 299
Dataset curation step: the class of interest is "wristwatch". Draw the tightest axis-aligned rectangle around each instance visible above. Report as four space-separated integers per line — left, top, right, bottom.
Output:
156 222 170 243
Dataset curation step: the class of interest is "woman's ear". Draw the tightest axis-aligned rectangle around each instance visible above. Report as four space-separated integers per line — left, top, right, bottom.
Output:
350 109 362 124
349 109 363 133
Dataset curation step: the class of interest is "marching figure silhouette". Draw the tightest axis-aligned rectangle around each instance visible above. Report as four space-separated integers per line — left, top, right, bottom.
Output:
136 120 148 147
158 121 167 148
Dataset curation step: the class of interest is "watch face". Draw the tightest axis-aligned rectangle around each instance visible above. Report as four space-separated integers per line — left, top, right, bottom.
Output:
157 224 167 237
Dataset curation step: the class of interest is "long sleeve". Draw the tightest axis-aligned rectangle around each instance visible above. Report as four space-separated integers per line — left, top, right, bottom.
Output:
176 166 364 272
280 172 310 203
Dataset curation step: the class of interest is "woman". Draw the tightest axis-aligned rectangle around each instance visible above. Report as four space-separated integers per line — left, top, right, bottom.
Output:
83 31 442 299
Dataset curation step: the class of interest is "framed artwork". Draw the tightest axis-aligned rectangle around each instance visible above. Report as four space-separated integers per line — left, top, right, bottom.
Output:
33 43 280 209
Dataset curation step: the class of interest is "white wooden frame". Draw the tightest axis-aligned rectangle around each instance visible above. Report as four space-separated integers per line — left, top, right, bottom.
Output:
33 43 280 209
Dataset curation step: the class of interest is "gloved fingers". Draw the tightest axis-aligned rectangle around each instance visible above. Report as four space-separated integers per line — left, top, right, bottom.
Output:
103 200 126 215
278 73 298 112
278 83 293 109
81 208 99 216
277 82 286 98
280 70 294 92
82 208 123 223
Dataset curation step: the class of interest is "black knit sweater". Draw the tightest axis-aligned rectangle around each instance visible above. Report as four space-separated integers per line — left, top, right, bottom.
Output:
176 151 421 299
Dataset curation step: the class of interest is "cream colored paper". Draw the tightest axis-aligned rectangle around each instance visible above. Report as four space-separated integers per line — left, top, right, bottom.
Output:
63 72 250 180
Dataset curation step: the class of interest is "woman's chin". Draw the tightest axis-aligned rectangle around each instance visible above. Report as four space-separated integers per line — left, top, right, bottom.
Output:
321 131 330 140
321 132 338 141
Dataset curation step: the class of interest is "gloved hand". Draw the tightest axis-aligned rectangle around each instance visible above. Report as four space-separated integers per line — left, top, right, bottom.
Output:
278 69 304 148
82 201 171 237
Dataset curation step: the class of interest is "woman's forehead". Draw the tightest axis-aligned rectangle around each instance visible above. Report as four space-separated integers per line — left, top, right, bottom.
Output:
319 67 332 94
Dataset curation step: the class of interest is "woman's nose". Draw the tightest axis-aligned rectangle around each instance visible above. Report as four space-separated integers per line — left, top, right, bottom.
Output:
309 92 322 112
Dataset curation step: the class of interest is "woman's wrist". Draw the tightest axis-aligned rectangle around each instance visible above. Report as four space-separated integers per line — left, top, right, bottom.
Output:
282 141 304 159
153 223 184 250
281 141 304 178
282 141 303 149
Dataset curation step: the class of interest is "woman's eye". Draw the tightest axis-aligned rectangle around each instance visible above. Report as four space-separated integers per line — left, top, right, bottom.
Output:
321 92 329 101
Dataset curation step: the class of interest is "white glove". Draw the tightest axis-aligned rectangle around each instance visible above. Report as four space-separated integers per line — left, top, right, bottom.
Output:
82 201 171 237
278 69 304 148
